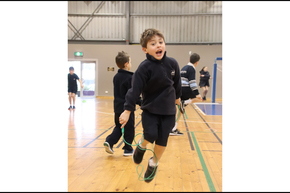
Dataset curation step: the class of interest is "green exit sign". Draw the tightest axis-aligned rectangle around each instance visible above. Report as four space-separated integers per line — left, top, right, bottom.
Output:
74 52 83 57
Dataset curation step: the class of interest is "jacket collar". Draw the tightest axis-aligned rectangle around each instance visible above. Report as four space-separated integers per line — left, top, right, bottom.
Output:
146 51 167 63
187 62 195 69
118 68 133 74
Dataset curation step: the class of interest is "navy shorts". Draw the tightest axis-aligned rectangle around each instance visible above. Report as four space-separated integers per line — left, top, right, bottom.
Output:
68 87 77 94
181 87 197 100
141 110 175 147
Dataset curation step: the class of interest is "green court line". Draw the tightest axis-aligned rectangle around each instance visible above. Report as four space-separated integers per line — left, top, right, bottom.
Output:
190 131 216 192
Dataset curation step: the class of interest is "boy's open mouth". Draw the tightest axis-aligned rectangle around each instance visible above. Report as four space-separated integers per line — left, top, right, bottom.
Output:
156 50 162 56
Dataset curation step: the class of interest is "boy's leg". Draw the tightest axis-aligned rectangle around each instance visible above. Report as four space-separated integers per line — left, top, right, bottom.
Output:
105 113 123 149
141 110 158 147
68 92 72 109
133 110 158 164
170 95 189 135
183 87 203 105
189 97 202 104
154 114 175 163
68 92 72 104
72 93 76 108
152 144 166 164
201 86 207 100
182 87 196 105
140 139 150 148
204 86 209 99
144 114 175 183
123 112 135 152
170 105 183 135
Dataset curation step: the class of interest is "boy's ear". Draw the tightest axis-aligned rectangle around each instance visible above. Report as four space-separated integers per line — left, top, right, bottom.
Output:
142 47 147 54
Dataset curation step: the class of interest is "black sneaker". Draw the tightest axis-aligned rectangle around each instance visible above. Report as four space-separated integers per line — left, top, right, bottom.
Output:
179 101 185 114
170 129 184 136
68 106 72 110
144 157 158 183
123 149 134 156
133 143 146 164
103 142 114 154
203 96 206 101
73 106 76 109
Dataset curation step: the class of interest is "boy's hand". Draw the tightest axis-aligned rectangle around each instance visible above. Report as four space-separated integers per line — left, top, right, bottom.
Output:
119 110 131 128
175 98 181 105
201 75 205 77
81 84 84 89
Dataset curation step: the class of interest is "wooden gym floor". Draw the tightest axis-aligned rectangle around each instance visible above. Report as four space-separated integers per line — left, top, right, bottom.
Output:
68 97 222 192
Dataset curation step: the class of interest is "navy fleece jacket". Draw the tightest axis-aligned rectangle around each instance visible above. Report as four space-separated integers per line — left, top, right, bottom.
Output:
124 51 181 115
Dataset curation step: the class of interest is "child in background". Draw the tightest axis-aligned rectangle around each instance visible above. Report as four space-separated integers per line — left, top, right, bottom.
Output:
68 67 83 110
104 51 141 156
199 66 211 101
170 53 203 135
119 28 182 183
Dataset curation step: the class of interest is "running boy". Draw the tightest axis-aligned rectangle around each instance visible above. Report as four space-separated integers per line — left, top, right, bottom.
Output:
119 28 182 183
199 66 212 101
170 53 203 135
68 66 83 110
104 51 141 156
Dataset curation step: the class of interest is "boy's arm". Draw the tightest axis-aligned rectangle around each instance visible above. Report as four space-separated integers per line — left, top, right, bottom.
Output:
120 66 148 128
204 72 210 79
124 66 147 112
173 60 182 99
208 72 212 79
188 67 199 96
75 74 84 89
125 77 142 106
189 69 203 100
78 79 84 88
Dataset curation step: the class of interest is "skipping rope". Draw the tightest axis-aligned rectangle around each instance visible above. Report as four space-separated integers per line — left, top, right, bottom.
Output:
120 104 184 181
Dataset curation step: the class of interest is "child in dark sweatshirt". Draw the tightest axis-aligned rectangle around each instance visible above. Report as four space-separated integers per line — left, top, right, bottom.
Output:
119 28 182 183
104 51 141 156
199 66 211 101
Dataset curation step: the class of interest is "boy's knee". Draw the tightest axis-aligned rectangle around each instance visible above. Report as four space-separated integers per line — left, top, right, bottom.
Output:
68 93 72 97
144 132 158 143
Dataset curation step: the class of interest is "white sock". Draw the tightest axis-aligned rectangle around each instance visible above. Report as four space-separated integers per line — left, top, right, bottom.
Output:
172 122 178 132
149 157 158 167
184 99 192 105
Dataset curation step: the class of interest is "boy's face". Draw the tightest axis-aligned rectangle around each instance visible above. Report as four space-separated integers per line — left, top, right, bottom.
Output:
69 70 74 75
125 57 132 71
204 67 208 72
142 35 165 60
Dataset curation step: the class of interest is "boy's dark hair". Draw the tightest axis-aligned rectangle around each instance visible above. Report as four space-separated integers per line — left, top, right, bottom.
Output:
190 53 200 64
69 66 74 71
115 51 130 69
140 28 165 48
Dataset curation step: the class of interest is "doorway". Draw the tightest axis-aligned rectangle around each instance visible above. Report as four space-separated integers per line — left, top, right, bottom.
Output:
68 60 98 98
